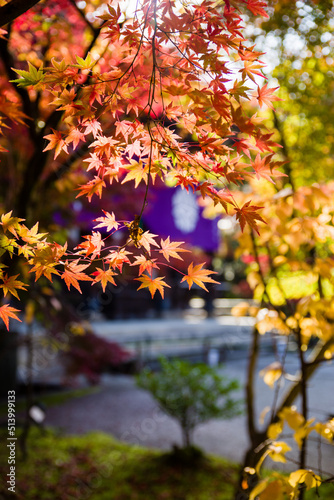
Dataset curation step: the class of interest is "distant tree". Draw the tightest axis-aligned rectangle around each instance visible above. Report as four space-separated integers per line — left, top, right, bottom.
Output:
137 357 241 449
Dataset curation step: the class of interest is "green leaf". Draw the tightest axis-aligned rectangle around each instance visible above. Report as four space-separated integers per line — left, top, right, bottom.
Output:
10 62 44 88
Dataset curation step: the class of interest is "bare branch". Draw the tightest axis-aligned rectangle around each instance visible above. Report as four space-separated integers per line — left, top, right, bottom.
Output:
0 0 42 27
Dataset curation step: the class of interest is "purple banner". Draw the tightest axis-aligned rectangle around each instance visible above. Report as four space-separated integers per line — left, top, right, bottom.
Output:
143 185 219 252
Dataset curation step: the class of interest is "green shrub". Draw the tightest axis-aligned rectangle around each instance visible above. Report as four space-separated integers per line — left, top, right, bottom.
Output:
136 357 242 450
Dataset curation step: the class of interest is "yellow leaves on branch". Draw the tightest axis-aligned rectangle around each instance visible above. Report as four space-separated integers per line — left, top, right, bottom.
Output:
259 361 283 389
288 469 321 492
181 262 219 292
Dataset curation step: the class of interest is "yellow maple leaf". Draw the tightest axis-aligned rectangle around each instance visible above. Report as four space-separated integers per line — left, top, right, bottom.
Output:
0 274 27 300
18 222 47 244
0 211 24 237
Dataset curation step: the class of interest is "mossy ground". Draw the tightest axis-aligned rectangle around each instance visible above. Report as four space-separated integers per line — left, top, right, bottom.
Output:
0 427 333 499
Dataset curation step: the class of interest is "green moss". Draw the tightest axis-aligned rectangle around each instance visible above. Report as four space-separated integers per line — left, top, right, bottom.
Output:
1 428 332 499
0 428 237 499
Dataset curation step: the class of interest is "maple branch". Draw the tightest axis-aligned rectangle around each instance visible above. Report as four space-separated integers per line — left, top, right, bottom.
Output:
272 110 295 192
0 0 42 27
275 338 334 416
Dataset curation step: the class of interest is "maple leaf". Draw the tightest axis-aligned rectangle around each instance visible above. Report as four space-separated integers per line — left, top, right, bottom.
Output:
175 174 198 192
0 233 18 257
234 201 266 235
76 176 106 202
121 160 149 188
126 140 142 159
83 119 102 138
246 0 269 18
18 222 47 244
74 52 95 70
65 127 86 150
11 62 44 88
75 231 105 259
0 274 27 300
0 211 24 237
0 304 21 331
240 61 265 83
131 255 159 276
181 263 219 292
137 231 159 254
106 249 132 272
61 260 93 293
135 274 171 299
89 136 119 157
29 243 66 281
91 267 117 292
159 237 190 262
43 129 68 159
257 84 281 110
251 154 275 183
17 244 35 259
250 154 288 183
93 211 119 232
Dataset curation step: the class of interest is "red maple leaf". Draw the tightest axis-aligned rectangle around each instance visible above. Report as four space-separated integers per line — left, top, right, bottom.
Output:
234 201 266 235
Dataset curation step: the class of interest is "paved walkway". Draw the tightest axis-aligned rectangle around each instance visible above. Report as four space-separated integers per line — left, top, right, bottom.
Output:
44 353 334 476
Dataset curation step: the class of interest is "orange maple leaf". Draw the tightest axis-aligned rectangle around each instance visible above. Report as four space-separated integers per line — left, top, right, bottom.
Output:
43 129 68 159
131 255 159 276
76 176 106 202
159 237 190 262
0 274 27 300
61 260 93 293
181 263 219 292
234 201 266 235
106 249 132 272
135 274 170 299
0 304 21 331
91 267 117 292
75 231 105 259
257 84 281 110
